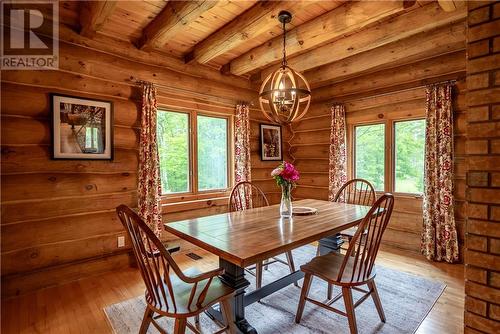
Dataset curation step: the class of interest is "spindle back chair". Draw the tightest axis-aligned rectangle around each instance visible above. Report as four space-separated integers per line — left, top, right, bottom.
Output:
333 179 376 252
116 205 236 334
333 178 376 206
228 181 269 212
227 181 296 289
296 194 395 334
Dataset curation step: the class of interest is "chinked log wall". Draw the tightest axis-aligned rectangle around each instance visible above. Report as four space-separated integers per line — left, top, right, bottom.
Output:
291 49 467 254
0 27 268 298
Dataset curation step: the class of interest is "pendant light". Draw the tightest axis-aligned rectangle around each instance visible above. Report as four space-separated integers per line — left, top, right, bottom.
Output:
259 11 311 125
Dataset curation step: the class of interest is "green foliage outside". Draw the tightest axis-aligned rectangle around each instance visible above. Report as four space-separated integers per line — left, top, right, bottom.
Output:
157 111 228 194
197 115 228 191
394 119 425 193
355 120 425 194
355 124 385 191
157 111 189 194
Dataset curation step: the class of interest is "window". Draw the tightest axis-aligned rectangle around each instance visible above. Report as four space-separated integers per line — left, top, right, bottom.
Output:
354 123 385 191
157 110 230 196
394 119 425 194
351 118 426 195
197 115 228 191
157 111 190 194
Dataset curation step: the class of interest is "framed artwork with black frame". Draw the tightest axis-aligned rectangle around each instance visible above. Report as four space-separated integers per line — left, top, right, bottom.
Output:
260 123 282 161
51 94 113 160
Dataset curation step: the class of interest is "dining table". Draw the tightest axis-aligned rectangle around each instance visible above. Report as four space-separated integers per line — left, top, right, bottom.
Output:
164 198 372 334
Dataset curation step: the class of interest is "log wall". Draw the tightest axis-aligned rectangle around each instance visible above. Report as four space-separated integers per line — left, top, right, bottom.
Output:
290 51 467 254
0 30 261 298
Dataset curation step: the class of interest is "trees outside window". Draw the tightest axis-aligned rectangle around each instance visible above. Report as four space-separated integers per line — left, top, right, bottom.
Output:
394 120 425 194
352 118 425 194
157 110 230 196
354 124 385 191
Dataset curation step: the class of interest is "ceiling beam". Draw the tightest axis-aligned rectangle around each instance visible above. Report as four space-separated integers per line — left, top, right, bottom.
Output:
137 1 217 51
185 1 319 64
438 0 466 12
79 1 117 38
313 50 465 102
259 2 466 81
225 0 414 76
305 21 466 88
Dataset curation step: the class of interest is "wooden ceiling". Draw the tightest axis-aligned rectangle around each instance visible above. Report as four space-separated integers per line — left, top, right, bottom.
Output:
63 0 466 89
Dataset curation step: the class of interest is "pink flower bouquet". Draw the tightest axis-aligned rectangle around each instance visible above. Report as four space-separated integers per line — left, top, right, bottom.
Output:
271 161 300 187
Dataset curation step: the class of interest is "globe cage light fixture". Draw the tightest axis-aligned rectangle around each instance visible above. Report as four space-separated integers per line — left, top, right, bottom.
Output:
259 11 311 125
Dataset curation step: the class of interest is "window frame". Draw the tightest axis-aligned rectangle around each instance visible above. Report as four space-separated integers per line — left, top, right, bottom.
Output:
352 121 387 192
348 115 425 198
157 108 233 202
391 117 426 197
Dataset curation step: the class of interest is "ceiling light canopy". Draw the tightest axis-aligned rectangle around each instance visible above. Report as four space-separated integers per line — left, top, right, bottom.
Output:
259 11 311 125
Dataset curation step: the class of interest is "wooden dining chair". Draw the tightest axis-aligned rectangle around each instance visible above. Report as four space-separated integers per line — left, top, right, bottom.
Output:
228 181 297 289
116 205 236 334
295 194 394 334
334 179 376 246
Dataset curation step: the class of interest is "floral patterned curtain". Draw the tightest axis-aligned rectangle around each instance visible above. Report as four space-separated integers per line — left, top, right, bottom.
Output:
235 104 252 183
328 103 347 201
138 83 163 237
421 83 459 263
234 104 252 207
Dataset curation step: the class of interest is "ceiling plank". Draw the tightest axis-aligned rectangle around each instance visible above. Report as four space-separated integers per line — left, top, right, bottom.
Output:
137 1 217 51
184 1 332 65
226 0 413 76
305 20 466 88
438 0 465 12
185 1 341 64
260 2 466 80
313 50 465 102
79 1 117 38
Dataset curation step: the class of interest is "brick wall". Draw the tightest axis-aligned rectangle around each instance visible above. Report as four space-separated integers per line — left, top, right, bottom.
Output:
465 1 500 333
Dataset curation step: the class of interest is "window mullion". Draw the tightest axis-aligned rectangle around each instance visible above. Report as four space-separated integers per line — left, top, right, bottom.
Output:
386 119 394 193
192 110 198 194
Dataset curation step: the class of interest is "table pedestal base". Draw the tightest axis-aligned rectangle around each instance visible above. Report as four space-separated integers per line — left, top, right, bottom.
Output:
218 258 257 334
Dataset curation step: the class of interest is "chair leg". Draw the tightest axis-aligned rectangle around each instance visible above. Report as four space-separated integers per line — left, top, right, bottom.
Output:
368 280 386 322
295 273 313 323
327 283 333 300
342 287 358 334
255 261 263 289
220 298 237 334
139 306 153 334
285 251 299 287
264 258 269 271
173 318 187 334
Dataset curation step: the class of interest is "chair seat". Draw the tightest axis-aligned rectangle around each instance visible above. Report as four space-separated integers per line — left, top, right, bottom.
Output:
147 267 235 317
301 252 376 287
340 227 368 238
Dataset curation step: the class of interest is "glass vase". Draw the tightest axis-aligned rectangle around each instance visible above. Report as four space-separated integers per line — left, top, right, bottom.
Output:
280 183 293 218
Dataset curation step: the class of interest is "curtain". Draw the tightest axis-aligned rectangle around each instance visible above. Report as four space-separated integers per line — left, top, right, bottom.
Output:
421 83 459 263
234 103 252 207
235 104 252 183
328 103 347 201
138 83 163 237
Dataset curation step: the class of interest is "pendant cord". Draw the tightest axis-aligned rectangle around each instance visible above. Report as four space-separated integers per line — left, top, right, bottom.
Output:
282 19 287 67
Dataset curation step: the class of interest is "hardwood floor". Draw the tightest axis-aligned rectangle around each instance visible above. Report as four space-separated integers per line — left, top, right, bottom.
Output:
1 244 464 334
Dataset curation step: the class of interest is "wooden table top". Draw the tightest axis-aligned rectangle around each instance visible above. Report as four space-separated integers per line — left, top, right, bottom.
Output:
164 199 371 267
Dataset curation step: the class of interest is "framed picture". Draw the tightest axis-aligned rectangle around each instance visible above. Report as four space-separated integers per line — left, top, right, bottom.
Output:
260 124 282 161
51 94 113 160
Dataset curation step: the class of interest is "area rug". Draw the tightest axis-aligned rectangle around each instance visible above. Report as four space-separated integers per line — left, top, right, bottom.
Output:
104 245 445 334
